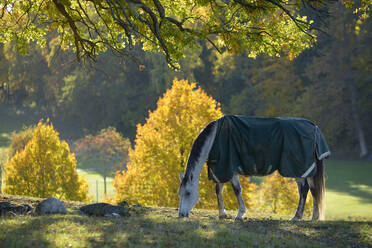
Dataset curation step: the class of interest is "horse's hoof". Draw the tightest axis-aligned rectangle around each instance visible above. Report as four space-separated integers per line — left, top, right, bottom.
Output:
219 213 228 219
289 216 300 221
234 216 244 222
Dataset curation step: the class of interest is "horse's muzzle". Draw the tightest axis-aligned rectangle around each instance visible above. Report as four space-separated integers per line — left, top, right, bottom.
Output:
178 212 189 218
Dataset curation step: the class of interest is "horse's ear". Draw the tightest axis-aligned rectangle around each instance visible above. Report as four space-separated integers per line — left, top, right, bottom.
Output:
179 171 184 182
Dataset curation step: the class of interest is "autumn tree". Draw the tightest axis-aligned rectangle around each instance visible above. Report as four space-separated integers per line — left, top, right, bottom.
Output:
0 125 35 193
3 120 90 201
74 127 131 194
114 78 257 209
0 0 334 68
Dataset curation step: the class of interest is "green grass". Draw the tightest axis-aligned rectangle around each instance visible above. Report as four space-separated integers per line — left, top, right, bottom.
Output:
0 133 11 147
0 198 371 248
325 160 372 219
77 170 116 203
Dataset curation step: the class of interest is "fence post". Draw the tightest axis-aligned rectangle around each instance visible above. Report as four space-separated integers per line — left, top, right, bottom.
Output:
96 180 98 203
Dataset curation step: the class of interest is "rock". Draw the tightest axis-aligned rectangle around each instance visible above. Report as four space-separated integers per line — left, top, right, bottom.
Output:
132 203 142 208
104 213 121 218
0 202 33 216
35 197 67 215
118 201 129 207
79 203 130 217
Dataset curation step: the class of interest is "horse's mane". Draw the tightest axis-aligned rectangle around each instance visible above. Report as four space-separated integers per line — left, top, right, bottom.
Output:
181 120 216 186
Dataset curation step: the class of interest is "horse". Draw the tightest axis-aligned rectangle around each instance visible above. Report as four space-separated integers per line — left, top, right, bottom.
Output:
178 115 330 221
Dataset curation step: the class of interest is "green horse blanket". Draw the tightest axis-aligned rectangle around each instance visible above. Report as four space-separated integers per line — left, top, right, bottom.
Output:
207 115 330 183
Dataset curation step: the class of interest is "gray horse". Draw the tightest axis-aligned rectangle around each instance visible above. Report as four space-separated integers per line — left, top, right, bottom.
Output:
178 115 330 221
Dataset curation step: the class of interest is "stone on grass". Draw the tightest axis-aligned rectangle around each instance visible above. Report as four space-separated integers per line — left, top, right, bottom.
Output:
79 203 130 217
35 197 67 215
118 201 129 207
104 213 121 218
0 202 33 216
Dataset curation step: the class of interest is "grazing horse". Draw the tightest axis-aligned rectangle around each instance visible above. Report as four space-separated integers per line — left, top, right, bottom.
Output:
178 115 330 221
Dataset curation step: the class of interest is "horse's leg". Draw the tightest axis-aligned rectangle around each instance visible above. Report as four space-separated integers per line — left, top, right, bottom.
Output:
307 177 322 220
215 183 227 219
307 160 326 220
290 178 309 221
231 175 246 221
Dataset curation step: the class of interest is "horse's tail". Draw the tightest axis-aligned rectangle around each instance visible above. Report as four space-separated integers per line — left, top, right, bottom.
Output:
313 159 326 220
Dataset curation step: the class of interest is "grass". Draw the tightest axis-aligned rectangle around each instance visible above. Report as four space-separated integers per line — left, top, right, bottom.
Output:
77 170 115 202
0 196 372 248
325 160 372 219
0 133 11 147
0 195 371 248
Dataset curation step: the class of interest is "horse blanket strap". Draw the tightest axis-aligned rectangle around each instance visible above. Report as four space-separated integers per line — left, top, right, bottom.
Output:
207 115 330 183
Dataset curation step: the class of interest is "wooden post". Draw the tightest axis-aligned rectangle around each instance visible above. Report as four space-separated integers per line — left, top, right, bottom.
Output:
96 180 99 203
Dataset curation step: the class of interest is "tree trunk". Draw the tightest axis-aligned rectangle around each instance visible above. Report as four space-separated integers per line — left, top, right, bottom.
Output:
339 12 369 158
346 68 368 157
342 46 369 157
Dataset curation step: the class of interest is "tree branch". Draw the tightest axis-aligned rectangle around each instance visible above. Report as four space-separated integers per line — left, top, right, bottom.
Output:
266 0 315 40
233 0 266 10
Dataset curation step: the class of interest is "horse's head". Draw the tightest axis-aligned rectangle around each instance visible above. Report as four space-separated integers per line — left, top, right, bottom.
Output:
178 171 198 217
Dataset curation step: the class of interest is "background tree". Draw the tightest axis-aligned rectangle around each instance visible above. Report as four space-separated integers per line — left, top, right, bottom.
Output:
3 120 90 201
292 1 372 156
9 125 35 157
73 127 131 195
114 78 258 208
0 148 7 193
221 54 304 117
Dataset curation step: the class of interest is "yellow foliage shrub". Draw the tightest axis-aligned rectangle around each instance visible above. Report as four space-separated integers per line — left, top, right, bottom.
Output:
3 120 90 201
257 171 313 216
114 78 258 209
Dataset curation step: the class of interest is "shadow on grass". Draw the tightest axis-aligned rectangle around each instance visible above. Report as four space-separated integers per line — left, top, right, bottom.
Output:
1 209 371 248
0 216 52 248
325 160 372 204
90 217 371 248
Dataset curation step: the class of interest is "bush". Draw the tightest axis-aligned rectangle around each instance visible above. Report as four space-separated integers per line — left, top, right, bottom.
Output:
3 120 90 201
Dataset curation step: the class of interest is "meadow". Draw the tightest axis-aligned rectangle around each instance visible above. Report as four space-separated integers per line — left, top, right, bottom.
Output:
1 129 372 247
325 160 372 219
0 195 371 248
78 170 116 202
